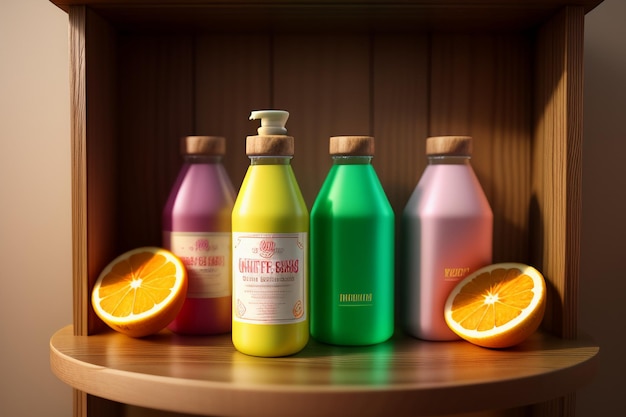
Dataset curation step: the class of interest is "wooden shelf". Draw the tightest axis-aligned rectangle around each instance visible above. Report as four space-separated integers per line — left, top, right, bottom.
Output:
50 325 598 416
47 1 604 415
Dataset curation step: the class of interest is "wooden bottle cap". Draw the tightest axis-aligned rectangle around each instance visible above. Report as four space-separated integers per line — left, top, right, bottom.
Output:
329 136 375 156
181 136 226 155
426 136 473 156
246 135 295 156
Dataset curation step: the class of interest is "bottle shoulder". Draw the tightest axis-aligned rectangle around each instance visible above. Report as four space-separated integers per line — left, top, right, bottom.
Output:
312 164 393 216
404 164 492 216
165 164 236 210
233 164 309 221
236 164 305 198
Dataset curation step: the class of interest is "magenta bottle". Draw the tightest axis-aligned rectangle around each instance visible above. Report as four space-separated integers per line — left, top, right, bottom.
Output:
401 136 493 341
163 136 236 335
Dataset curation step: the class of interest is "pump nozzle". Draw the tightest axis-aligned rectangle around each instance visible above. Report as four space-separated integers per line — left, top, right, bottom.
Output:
250 110 289 135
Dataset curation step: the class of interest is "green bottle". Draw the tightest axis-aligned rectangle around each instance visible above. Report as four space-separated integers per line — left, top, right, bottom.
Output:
310 136 395 346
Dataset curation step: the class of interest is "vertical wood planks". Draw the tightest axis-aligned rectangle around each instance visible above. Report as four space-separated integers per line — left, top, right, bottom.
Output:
532 6 584 340
116 34 195 251
69 4 88 339
273 34 371 207
487 36 533 264
76 26 579 338
372 35 430 215
429 34 533 263
530 393 578 417
195 34 272 189
70 6 119 337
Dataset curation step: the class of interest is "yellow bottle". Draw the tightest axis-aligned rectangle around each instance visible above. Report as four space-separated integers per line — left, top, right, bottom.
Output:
232 110 309 357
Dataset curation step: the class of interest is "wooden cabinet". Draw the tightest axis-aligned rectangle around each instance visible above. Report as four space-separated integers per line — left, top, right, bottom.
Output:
49 1 601 416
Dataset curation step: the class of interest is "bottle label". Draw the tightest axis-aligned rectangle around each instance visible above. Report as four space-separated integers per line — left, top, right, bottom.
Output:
165 231 231 298
338 293 373 306
443 267 472 281
232 232 307 324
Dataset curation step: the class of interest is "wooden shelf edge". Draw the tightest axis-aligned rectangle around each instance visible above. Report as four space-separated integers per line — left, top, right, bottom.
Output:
49 325 599 417
48 1 604 34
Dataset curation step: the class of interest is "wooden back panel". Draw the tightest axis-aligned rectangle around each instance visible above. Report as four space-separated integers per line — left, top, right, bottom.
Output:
71 6 582 343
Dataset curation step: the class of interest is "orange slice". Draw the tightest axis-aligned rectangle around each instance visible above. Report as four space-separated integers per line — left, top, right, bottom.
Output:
444 262 546 348
91 247 188 337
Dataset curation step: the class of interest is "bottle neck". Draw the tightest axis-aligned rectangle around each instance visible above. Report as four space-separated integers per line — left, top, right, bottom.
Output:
183 155 223 164
427 155 471 165
332 155 373 165
249 156 293 165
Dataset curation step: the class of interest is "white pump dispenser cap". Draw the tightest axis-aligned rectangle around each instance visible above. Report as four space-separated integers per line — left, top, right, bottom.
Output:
250 110 289 135
247 109 294 156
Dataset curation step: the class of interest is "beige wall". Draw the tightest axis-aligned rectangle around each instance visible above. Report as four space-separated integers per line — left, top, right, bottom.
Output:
0 0 622 416
0 0 72 416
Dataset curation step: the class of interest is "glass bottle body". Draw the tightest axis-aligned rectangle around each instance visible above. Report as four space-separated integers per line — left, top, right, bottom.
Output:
231 156 309 357
163 154 236 335
311 156 395 345
401 156 493 341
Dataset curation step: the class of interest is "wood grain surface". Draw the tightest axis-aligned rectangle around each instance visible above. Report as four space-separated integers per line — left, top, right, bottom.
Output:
51 325 598 417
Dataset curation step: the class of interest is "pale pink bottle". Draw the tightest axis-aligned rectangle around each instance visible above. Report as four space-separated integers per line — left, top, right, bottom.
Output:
163 136 236 335
401 136 493 341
